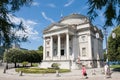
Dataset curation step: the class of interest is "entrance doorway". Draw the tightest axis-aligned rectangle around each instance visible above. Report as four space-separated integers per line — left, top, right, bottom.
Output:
61 49 64 56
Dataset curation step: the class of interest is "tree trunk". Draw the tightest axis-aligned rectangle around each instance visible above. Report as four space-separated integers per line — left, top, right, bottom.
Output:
31 62 32 67
14 62 16 68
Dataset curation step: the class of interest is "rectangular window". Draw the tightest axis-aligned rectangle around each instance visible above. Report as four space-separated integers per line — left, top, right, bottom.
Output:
82 48 86 56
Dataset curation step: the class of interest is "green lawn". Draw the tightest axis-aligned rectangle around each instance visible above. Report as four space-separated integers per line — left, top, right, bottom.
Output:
16 67 71 74
110 65 120 68
110 65 120 71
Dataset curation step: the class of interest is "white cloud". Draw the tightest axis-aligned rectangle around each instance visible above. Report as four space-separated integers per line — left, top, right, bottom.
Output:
47 3 56 8
7 14 40 40
64 0 74 7
41 12 54 23
31 2 40 7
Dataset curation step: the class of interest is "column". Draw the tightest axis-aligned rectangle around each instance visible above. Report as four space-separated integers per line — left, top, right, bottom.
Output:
58 34 61 59
97 39 100 68
66 33 69 59
50 36 53 60
88 33 93 67
88 34 92 59
43 37 46 60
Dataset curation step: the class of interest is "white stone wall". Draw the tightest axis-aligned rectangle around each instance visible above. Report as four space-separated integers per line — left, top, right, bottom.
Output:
77 23 90 30
40 60 71 69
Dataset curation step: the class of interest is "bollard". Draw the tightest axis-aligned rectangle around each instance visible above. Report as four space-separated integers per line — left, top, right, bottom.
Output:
92 69 96 75
101 69 104 74
3 68 6 73
19 71 23 76
56 70 60 77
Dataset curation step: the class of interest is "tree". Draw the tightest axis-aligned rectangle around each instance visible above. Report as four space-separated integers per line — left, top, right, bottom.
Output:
103 49 107 61
37 45 43 61
4 49 43 68
38 46 43 52
0 0 32 47
28 50 41 66
108 25 120 61
0 46 5 60
4 48 23 68
87 0 120 27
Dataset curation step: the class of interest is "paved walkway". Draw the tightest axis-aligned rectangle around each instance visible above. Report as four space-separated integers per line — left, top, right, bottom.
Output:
0 66 120 80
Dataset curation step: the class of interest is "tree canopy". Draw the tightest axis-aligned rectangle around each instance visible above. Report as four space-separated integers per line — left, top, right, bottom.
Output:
38 46 43 51
87 0 120 27
4 48 42 67
108 25 120 61
0 0 32 47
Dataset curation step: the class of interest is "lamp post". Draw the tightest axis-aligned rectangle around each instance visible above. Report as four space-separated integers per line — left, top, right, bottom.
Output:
104 28 116 65
95 24 108 63
103 27 108 63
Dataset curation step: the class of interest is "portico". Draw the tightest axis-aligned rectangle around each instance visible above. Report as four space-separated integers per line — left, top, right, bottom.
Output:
43 32 74 60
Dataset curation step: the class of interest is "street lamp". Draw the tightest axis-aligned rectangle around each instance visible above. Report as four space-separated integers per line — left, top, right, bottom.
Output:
103 27 108 63
112 32 116 39
95 24 109 64
104 28 116 65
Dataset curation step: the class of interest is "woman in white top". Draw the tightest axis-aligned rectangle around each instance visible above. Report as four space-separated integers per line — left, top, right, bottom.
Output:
104 62 111 78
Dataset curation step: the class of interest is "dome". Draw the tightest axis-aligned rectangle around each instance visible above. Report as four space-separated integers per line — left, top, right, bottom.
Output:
61 13 86 21
59 13 88 25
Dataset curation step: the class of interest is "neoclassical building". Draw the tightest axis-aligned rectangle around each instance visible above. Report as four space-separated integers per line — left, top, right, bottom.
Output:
40 13 104 69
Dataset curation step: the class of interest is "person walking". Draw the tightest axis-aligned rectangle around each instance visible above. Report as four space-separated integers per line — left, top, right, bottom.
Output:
104 62 111 78
82 65 88 79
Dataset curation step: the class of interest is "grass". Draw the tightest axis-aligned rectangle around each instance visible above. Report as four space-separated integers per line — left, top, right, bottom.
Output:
110 65 120 72
110 65 120 68
32 63 38 67
15 67 70 74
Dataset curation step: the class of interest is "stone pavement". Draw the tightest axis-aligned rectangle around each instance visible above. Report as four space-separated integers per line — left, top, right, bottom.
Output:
0 66 120 80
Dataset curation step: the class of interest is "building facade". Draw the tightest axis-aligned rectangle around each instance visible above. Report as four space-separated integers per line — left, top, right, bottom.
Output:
40 14 104 69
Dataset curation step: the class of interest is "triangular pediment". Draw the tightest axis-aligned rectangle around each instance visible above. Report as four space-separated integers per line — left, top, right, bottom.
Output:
44 23 66 32
48 25 61 31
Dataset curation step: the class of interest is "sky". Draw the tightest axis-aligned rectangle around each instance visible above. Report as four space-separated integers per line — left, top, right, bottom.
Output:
11 0 116 50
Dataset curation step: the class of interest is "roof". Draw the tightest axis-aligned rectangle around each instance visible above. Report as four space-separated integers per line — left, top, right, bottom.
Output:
43 13 90 33
59 13 87 22
43 23 66 32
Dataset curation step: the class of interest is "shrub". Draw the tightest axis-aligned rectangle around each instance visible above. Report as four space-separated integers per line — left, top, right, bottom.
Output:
15 68 70 73
32 63 38 67
51 63 60 70
22 61 29 67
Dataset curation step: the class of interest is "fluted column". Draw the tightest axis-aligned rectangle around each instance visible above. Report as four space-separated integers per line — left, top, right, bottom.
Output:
43 37 46 60
50 36 53 60
66 33 69 59
58 34 61 59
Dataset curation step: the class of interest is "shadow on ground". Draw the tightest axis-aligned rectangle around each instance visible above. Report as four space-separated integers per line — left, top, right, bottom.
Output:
112 68 120 72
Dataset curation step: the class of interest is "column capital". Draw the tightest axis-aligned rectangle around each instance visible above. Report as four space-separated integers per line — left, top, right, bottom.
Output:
50 36 53 39
57 34 61 36
66 32 69 35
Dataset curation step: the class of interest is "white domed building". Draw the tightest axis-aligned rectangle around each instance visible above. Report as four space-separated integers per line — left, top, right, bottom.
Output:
40 13 104 69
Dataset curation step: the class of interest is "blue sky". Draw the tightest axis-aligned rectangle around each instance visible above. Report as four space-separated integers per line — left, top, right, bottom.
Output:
11 0 116 50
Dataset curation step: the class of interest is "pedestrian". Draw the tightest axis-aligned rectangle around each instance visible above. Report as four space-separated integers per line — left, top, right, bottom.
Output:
104 62 111 78
82 65 88 79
